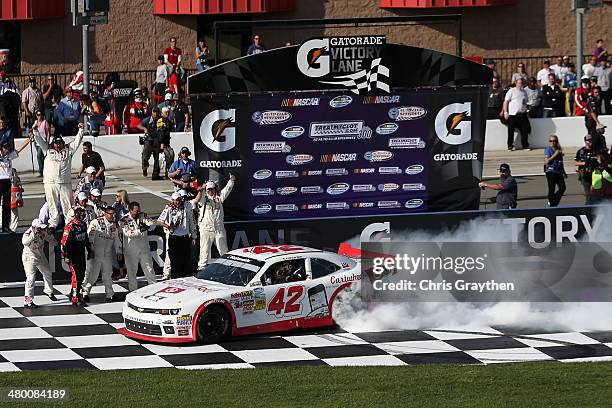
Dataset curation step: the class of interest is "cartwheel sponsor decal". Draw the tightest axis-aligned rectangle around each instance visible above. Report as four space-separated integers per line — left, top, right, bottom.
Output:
402 183 426 191
326 168 348 176
433 152 479 161
375 122 399 135
253 169 272 180
405 164 425 175
320 153 358 163
275 204 298 212
329 95 353 108
301 170 323 176
251 188 275 196
280 98 320 107
434 102 472 145
253 141 291 153
354 168 375 174
281 126 305 139
301 203 323 210
252 110 292 125
199 160 242 168
405 199 424 209
286 154 314 165
378 166 402 175
378 183 400 192
364 150 393 162
363 95 401 104
388 106 427 121
309 121 371 141
254 204 272 214
327 183 350 195
353 184 376 192
388 137 425 149
378 200 401 209
352 202 375 208
276 170 299 178
301 186 323 194
276 187 298 195
326 202 349 210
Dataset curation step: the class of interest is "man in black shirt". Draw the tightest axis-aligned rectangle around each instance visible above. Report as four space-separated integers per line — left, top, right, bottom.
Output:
487 78 505 119
174 94 190 132
574 135 598 204
78 141 106 184
541 73 565 117
479 163 518 209
585 86 602 138
42 75 63 127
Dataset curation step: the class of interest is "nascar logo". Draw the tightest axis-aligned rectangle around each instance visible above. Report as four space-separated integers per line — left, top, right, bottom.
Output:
326 202 349 210
281 126 305 139
353 184 376 192
364 150 393 162
276 170 299 178
406 165 425 175
301 186 323 194
252 110 292 125
251 188 274 196
329 95 353 108
378 167 402 175
275 204 298 212
253 141 291 153
378 200 401 209
378 183 400 192
253 169 272 180
354 168 375 174
402 183 426 191
388 106 427 121
352 202 374 208
320 153 358 163
327 183 350 195
276 187 298 195
286 154 314 165
405 199 424 209
301 170 323 176
362 95 400 104
254 204 272 214
326 168 348 176
301 204 323 210
375 123 399 135
280 98 320 107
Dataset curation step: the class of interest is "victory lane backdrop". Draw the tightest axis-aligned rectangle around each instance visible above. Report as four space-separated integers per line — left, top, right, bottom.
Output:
192 87 487 221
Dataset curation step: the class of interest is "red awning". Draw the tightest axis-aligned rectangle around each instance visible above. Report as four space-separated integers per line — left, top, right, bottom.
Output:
380 0 518 7
153 0 295 14
0 0 64 20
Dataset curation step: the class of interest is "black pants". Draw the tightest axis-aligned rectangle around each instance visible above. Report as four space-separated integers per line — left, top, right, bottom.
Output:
585 117 597 136
0 179 11 230
507 113 530 149
62 120 79 136
546 172 566 207
580 177 592 204
67 250 86 302
142 141 161 179
169 235 191 278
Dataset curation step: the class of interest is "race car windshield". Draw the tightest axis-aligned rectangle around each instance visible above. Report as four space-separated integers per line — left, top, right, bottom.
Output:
195 256 263 286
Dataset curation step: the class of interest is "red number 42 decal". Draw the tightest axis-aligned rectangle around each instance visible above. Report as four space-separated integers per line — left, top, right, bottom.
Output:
267 286 305 318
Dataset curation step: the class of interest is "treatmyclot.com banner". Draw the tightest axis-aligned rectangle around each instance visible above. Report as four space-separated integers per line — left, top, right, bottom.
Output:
192 87 488 222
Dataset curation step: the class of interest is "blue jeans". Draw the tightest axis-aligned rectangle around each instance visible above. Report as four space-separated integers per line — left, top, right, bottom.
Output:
36 145 45 176
88 115 105 136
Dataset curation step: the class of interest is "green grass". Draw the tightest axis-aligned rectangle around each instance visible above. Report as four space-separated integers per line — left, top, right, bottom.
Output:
1 363 612 407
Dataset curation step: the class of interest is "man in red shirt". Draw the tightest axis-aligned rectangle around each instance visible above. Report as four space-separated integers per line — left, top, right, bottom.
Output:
164 37 182 66
122 88 149 134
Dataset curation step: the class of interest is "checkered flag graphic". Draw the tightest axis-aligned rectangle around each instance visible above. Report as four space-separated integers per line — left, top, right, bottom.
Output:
322 58 390 94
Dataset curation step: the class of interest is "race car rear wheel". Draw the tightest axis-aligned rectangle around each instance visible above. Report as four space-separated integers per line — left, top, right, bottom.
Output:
196 306 231 343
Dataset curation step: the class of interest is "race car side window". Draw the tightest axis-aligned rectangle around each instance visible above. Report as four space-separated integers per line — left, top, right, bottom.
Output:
310 258 341 279
261 259 307 286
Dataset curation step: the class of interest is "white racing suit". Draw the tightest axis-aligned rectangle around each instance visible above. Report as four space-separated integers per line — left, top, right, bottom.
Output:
83 216 121 298
33 128 84 228
196 179 233 269
22 227 57 304
120 212 157 291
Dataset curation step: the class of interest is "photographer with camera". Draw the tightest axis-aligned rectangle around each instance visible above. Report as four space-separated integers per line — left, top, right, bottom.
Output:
137 107 163 180
574 135 599 204
119 201 157 291
157 191 196 279
590 151 612 204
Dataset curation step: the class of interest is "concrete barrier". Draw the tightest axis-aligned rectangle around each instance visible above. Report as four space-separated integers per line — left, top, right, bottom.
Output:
11 115 612 173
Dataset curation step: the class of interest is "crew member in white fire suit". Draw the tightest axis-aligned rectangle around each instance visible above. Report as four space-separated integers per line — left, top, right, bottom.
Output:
195 175 235 269
34 123 84 228
119 201 157 291
22 219 58 308
88 188 107 218
83 206 122 302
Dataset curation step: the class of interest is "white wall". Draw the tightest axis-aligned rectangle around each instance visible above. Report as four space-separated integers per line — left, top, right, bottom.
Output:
12 116 612 172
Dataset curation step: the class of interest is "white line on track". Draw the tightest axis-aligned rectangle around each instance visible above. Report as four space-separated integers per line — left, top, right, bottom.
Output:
105 172 172 201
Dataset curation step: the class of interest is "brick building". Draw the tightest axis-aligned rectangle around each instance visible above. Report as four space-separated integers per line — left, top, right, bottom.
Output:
0 0 610 83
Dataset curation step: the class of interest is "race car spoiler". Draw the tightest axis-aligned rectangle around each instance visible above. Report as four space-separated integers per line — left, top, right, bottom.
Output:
338 242 394 261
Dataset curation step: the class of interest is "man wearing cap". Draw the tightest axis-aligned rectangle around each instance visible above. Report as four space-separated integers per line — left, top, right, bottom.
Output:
154 55 169 104
485 59 500 82
56 89 81 136
123 88 149 134
168 146 197 187
157 93 175 123
157 191 196 278
478 164 518 209
0 76 18 95
22 219 58 308
21 76 43 130
83 206 122 302
61 207 93 305
88 188 107 218
575 135 598 204
585 86 604 138
75 166 104 199
194 175 236 269
174 94 190 132
137 107 164 180
66 191 96 225
0 137 30 233
119 201 157 291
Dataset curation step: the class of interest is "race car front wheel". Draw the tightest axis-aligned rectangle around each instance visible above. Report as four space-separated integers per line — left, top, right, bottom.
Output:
196 306 231 343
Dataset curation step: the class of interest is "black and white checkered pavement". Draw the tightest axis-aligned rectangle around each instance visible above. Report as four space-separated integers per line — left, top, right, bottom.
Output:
1 284 612 371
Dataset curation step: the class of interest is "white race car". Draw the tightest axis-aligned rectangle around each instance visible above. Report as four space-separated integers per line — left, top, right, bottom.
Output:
118 245 361 343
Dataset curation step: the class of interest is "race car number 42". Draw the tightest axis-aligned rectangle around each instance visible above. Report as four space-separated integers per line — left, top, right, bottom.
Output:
243 245 304 255
267 286 305 317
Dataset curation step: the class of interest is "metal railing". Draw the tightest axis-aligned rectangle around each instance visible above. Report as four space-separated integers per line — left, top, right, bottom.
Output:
490 55 590 86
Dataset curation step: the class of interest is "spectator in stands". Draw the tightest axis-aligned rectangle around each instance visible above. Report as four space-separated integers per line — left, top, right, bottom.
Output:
164 37 182 66
537 60 552 88
593 39 608 65
582 56 598 79
158 93 175 123
511 62 528 86
542 73 565 118
0 77 18 95
79 94 105 137
544 134 566 207
247 34 266 55
174 94 190 132
478 163 517 210
168 65 182 96
550 56 568 81
562 63 578 116
0 116 13 148
575 135 597 204
56 89 81 136
154 55 169 105
594 58 611 114
524 77 542 118
485 59 500 82
122 88 149 134
78 141 105 184
31 109 50 177
21 76 43 130
585 86 603 137
502 78 530 151
0 138 30 233
195 38 210 72
42 75 63 127
589 151 612 203
487 78 505 119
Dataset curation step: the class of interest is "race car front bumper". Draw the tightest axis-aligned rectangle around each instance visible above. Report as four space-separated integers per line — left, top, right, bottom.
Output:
118 302 196 343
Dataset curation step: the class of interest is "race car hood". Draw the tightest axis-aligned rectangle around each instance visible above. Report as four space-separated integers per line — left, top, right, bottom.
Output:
126 277 237 308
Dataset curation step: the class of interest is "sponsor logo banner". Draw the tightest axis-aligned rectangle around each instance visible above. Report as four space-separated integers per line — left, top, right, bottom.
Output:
281 126 305 139
252 110 292 125
301 186 324 194
309 121 371 141
354 168 376 174
375 122 399 135
378 200 401 209
251 188 275 196
378 183 400 192
327 183 351 195
433 153 479 161
405 164 425 175
286 154 314 165
363 95 401 104
301 203 323 210
326 202 349 210
405 199 424 209
326 168 349 176
253 169 272 180
434 102 472 145
199 160 242 168
378 166 402 175
280 98 320 107
388 106 427 121
275 170 299 178
276 187 298 195
364 150 393 162
388 137 425 149
320 153 358 163
402 183 427 191
253 141 291 153
353 184 376 192
352 202 375 208
301 170 323 176
275 204 298 212
329 95 353 108
253 204 272 214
